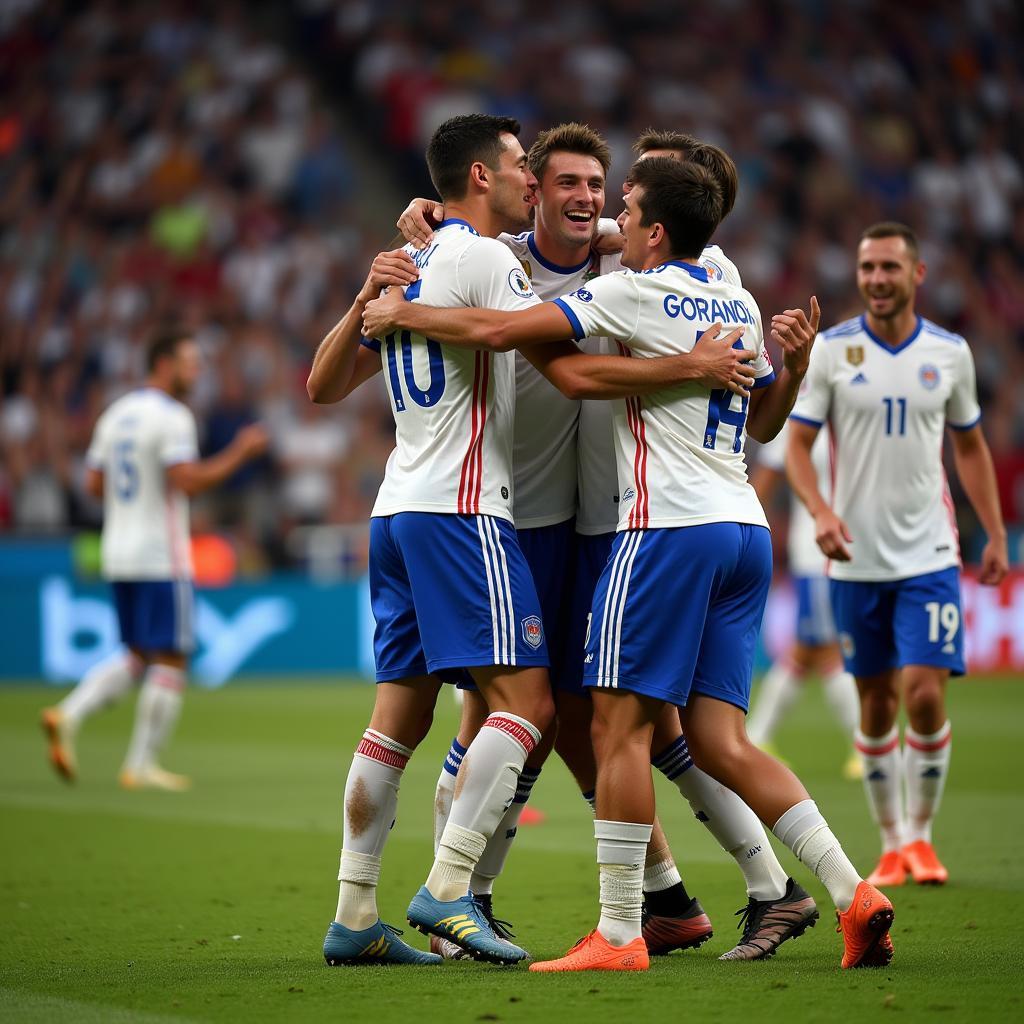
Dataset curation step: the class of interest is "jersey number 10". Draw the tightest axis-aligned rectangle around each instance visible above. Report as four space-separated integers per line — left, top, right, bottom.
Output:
384 332 447 412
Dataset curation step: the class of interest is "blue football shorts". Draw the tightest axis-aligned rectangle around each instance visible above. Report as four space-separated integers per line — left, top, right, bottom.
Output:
793 573 837 647
112 579 195 655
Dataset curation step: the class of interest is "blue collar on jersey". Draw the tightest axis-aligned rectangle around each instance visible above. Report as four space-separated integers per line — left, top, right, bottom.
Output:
860 314 922 355
655 259 709 282
437 218 479 235
526 232 592 275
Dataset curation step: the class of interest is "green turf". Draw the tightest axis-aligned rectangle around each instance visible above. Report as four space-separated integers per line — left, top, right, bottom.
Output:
1 678 1022 1023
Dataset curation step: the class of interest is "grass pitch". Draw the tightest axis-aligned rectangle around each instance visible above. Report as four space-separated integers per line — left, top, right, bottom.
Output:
1 678 1022 1023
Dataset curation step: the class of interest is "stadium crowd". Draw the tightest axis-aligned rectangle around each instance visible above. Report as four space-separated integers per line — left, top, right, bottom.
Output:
3 0 1023 573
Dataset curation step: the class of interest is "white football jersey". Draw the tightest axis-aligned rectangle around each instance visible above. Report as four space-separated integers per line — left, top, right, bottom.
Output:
758 420 831 577
789 315 981 581
499 231 597 529
85 388 198 580
555 260 775 531
574 244 741 535
369 219 539 521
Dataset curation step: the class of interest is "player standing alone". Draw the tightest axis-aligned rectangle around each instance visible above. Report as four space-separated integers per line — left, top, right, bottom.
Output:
42 328 268 790
788 222 1008 887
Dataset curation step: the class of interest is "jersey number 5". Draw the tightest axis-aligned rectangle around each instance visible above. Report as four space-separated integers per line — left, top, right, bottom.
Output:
384 332 446 412
113 439 139 500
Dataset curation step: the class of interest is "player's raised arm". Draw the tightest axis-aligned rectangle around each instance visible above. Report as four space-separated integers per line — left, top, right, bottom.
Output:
949 424 1009 585
307 249 418 403
397 197 445 250
745 296 820 443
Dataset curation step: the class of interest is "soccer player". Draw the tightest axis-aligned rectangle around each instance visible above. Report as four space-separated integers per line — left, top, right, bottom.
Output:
747 421 862 779
397 126 810 962
363 156 896 972
308 115 734 967
787 222 1008 887
41 328 268 790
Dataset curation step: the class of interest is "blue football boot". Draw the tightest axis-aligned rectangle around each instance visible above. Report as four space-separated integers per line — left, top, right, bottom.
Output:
406 887 528 964
323 919 442 965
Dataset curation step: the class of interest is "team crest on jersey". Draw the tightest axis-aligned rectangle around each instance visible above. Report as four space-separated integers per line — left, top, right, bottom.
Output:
919 363 941 390
573 288 593 303
521 615 544 650
846 345 865 366
508 267 535 298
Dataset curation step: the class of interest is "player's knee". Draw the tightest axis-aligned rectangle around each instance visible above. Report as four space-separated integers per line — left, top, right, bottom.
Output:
903 672 945 723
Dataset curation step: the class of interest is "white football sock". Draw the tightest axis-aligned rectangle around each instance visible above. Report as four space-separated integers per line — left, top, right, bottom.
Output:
426 713 539 902
470 766 541 895
822 666 860 739
773 799 861 911
903 721 952 845
855 726 905 852
335 729 411 929
653 736 788 900
60 649 144 727
596 819 652 946
122 664 185 774
643 853 682 894
746 660 802 746
433 737 466 853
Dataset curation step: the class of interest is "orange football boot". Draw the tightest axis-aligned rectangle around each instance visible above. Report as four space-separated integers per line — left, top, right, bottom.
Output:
867 850 906 888
836 881 895 969
41 707 76 783
901 840 948 885
529 930 649 973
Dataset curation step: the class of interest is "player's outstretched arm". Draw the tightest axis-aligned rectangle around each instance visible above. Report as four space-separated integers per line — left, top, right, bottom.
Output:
745 296 820 442
167 423 269 497
787 419 853 562
950 424 1009 585
397 198 445 250
521 324 752 401
362 289 571 352
307 250 417 403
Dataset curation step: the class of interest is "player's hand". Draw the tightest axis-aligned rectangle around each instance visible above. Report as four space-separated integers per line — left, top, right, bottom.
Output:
591 232 624 256
977 537 1009 586
772 295 820 376
358 249 419 302
814 508 853 561
692 323 757 397
234 423 270 460
362 286 409 340
397 197 444 250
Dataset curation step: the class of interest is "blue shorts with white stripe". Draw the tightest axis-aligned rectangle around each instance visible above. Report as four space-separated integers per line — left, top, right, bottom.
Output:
369 512 549 684
583 523 772 710
112 579 195 655
794 573 838 647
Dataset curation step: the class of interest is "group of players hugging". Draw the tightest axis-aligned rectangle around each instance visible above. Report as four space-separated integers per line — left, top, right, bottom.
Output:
54 112 1007 973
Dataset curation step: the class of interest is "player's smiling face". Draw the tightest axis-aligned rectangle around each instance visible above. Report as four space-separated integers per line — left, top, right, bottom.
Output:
490 132 539 234
857 236 925 321
535 151 605 250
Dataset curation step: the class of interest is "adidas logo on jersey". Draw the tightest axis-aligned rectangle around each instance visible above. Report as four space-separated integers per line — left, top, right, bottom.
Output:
849 372 869 385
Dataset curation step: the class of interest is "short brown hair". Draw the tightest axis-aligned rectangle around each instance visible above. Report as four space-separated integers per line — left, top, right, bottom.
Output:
633 129 738 218
859 221 919 260
426 114 522 201
527 122 611 180
628 157 722 259
146 326 192 371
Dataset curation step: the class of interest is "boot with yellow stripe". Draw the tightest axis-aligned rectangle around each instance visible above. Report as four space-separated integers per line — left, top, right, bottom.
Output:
406 886 528 964
323 919 441 966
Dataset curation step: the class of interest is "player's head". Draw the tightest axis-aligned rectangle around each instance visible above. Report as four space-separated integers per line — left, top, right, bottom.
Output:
425 114 537 232
526 122 610 249
616 157 722 271
856 222 925 322
146 327 200 399
629 129 738 219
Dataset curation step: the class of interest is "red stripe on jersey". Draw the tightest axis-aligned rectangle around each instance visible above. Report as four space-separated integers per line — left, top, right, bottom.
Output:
940 466 961 565
473 352 490 513
634 398 650 526
855 735 900 756
459 354 483 514
617 343 649 529
905 730 952 753
356 736 410 769
483 714 536 755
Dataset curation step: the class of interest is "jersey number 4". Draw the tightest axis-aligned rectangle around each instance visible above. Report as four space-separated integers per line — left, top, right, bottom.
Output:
697 330 748 452
384 332 446 412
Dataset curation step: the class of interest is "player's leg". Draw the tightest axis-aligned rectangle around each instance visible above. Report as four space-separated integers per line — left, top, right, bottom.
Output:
811 642 863 779
42 582 147 781
119 580 195 790
683 526 891 968
434 685 487 852
893 567 963 884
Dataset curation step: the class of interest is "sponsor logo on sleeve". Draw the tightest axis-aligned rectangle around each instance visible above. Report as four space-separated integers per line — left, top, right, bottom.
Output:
508 268 535 298
573 288 593 303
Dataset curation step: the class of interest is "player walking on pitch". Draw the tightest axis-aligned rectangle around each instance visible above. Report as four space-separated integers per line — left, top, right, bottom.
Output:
787 222 1008 887
364 157 896 972
42 328 268 790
